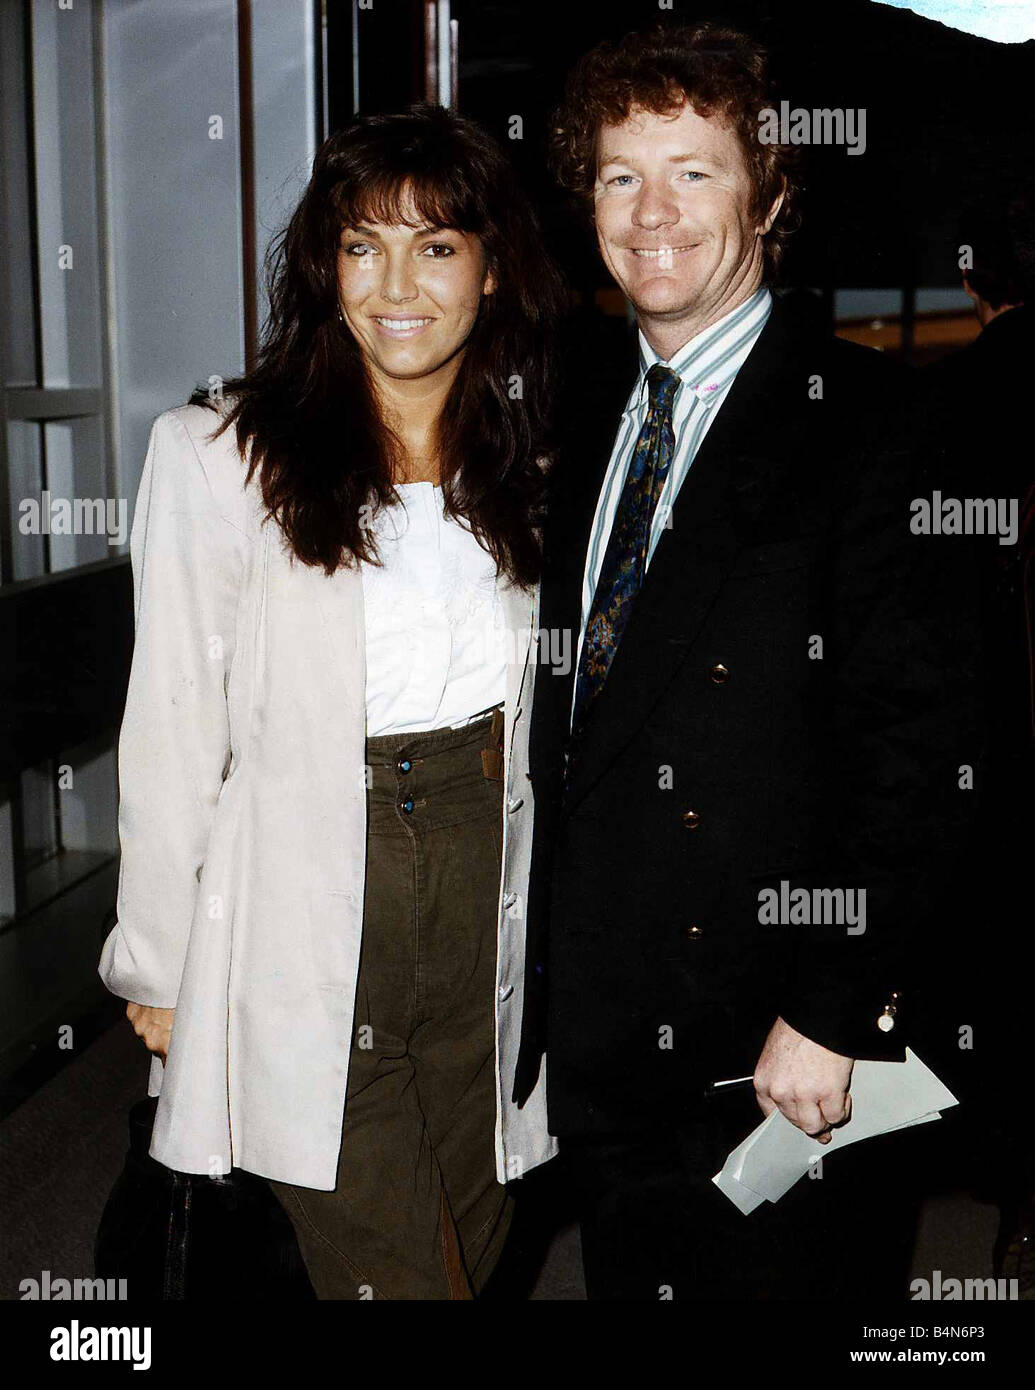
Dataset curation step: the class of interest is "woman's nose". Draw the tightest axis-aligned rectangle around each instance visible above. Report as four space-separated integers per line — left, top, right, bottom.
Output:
380 252 420 303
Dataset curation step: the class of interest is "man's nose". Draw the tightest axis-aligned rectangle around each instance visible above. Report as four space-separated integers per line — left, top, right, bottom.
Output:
631 180 680 231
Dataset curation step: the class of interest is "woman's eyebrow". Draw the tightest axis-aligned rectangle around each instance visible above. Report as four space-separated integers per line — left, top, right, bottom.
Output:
343 222 457 237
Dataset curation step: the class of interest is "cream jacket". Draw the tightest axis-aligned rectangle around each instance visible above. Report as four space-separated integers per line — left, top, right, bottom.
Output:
98 403 556 1190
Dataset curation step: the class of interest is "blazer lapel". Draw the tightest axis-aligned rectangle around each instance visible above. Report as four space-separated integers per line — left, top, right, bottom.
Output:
562 302 805 813
498 576 536 764
310 546 367 715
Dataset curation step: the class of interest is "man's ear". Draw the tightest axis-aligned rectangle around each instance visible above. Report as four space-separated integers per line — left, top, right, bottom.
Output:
759 180 786 236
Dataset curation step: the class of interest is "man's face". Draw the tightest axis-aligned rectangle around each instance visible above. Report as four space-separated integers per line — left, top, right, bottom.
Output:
593 101 780 346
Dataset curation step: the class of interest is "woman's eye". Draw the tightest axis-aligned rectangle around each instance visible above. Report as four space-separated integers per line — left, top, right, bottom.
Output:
343 242 375 257
609 175 636 187
421 243 456 257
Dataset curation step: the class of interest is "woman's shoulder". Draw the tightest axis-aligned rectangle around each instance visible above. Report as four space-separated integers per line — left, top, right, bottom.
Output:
150 394 262 541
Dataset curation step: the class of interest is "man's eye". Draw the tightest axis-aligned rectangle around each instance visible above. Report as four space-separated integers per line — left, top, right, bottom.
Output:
682 171 706 182
422 243 456 257
608 175 636 187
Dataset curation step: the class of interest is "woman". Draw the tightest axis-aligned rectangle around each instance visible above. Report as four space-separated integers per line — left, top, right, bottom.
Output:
98 104 567 1299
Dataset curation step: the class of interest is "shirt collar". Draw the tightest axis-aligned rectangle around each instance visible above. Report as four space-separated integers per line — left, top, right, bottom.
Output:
626 286 772 415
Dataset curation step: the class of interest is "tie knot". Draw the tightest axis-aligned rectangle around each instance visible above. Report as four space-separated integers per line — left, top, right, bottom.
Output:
645 363 681 414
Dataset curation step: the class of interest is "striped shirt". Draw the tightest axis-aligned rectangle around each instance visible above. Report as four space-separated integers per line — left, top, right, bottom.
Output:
571 286 772 714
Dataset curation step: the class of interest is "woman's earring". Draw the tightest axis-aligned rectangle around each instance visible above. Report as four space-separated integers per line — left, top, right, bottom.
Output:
337 307 344 323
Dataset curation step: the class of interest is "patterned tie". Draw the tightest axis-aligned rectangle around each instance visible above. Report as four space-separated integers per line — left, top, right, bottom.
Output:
568 362 681 773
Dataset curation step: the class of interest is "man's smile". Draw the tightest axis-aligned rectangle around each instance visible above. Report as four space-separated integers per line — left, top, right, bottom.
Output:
628 244 699 258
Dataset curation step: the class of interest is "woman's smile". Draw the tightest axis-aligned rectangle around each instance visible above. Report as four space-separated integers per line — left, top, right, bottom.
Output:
370 313 438 338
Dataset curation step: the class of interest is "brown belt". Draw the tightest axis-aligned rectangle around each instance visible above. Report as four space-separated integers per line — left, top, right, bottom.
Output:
481 706 505 781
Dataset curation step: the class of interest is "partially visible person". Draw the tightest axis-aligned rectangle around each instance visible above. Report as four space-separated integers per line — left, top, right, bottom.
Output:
916 191 1035 1284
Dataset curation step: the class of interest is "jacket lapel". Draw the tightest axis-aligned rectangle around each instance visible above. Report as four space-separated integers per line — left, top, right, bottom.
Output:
561 302 805 813
497 575 536 763
311 552 367 706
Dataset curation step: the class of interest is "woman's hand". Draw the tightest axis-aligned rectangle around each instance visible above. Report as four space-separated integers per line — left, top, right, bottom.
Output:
125 1002 174 1062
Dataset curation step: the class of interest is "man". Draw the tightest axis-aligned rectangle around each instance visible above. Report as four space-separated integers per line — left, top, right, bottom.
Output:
515 23 977 1299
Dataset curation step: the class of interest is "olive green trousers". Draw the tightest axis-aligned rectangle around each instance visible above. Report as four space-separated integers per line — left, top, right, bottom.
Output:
269 713 513 1299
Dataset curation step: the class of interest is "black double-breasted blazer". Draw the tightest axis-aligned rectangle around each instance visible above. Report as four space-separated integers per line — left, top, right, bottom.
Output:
514 295 982 1136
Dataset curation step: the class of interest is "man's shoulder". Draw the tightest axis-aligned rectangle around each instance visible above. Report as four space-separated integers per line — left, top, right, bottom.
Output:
824 334 906 383
766 297 908 397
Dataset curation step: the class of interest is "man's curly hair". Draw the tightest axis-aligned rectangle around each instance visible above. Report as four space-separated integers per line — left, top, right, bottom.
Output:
551 22 802 281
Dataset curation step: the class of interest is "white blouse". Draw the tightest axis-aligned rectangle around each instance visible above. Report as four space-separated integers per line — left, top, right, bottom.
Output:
360 482 508 737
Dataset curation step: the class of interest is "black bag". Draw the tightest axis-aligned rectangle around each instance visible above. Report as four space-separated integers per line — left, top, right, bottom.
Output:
94 1096 315 1300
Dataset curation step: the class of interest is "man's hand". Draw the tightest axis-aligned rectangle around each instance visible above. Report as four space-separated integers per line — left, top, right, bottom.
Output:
126 1002 174 1063
753 1016 854 1144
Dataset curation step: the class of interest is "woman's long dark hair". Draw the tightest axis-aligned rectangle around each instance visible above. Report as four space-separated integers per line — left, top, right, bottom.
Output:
191 104 569 586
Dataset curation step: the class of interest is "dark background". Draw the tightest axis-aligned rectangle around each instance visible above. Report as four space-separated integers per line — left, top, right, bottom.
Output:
334 0 1035 315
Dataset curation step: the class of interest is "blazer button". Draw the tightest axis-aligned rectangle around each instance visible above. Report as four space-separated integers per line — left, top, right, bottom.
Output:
397 758 412 775
685 924 704 940
708 663 730 684
682 809 701 830
400 798 415 815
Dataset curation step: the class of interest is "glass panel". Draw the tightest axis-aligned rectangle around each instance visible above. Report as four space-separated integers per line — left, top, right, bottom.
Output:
20 758 57 871
834 288 904 353
915 288 973 313
55 736 118 856
914 287 981 365
42 416 111 572
103 0 245 504
7 419 45 582
0 0 38 388
0 798 15 922
31 0 103 388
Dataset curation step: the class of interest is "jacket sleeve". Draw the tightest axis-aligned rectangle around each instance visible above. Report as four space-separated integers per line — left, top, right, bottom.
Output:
98 410 245 1008
776 431 984 1061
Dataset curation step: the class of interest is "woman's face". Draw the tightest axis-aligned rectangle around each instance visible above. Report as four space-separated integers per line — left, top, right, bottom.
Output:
337 190 495 384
